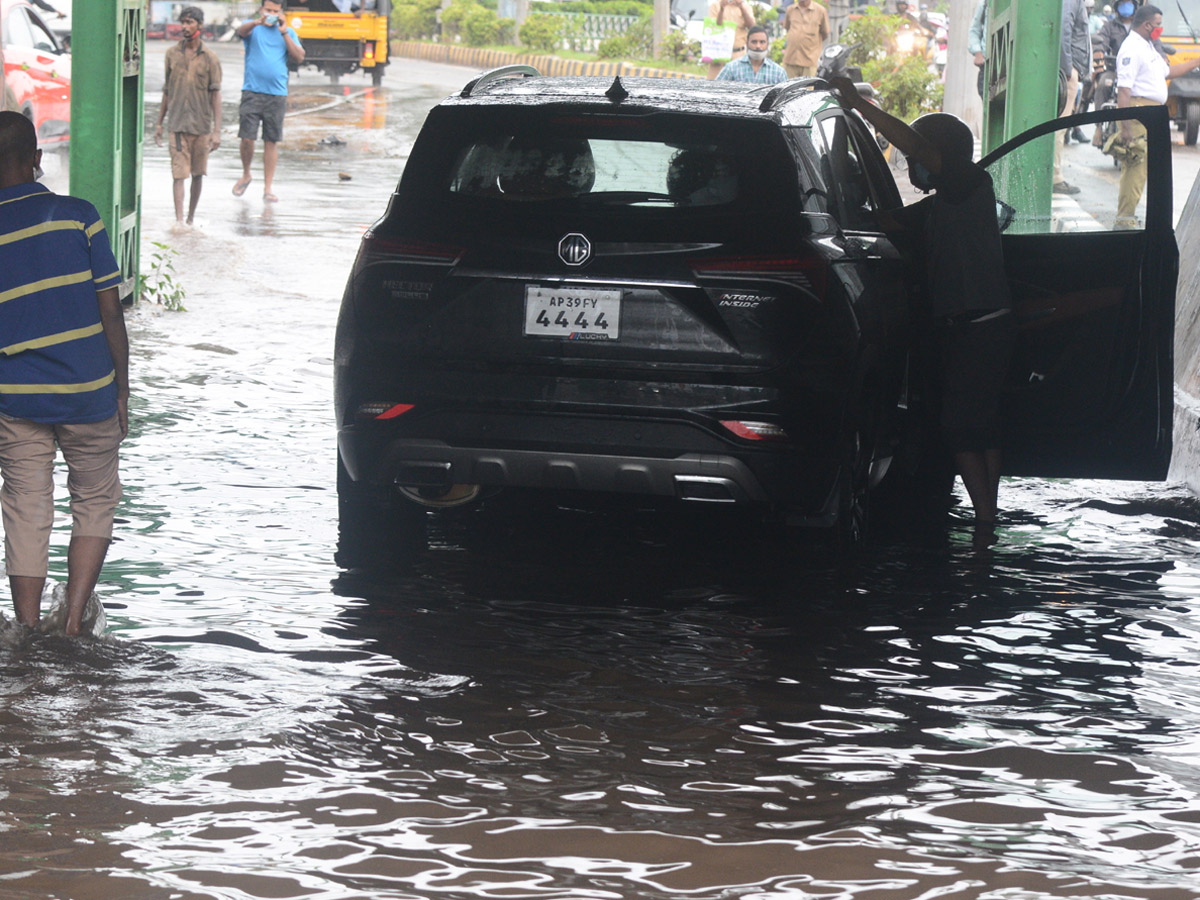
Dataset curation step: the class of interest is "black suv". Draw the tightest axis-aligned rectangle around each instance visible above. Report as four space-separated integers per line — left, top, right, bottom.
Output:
335 67 1177 557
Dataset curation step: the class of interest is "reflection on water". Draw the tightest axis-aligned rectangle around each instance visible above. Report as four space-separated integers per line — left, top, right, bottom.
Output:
2 64 1200 900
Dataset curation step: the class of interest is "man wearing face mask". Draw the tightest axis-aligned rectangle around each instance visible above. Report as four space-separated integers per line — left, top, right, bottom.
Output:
1113 4 1200 227
0 111 130 636
1098 0 1137 58
831 77 1014 547
716 26 787 83
233 0 304 202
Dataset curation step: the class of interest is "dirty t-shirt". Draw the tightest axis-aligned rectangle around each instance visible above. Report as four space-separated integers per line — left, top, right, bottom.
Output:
896 154 1011 319
164 41 222 136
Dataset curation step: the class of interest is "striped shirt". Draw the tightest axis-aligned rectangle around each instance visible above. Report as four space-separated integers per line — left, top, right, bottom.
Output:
0 183 122 424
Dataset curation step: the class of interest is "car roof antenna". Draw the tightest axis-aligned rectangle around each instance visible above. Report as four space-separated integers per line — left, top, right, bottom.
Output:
605 76 629 104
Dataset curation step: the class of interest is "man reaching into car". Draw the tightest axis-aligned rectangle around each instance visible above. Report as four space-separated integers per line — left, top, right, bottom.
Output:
155 6 222 229
831 77 1015 547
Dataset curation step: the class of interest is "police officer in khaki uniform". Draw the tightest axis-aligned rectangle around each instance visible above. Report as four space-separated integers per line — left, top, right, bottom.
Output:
1114 5 1200 227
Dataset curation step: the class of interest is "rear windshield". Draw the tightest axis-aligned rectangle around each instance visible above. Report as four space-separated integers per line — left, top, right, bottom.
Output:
450 135 739 207
412 109 795 214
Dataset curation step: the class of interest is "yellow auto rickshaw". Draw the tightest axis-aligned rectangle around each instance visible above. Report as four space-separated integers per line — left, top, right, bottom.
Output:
285 0 391 85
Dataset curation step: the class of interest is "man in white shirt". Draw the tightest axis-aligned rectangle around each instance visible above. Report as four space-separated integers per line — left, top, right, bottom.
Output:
1114 4 1200 227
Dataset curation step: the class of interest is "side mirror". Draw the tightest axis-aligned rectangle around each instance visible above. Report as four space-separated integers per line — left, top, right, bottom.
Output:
996 199 1016 233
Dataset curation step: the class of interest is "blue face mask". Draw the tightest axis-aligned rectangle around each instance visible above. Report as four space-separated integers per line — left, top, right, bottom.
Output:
1117 1 1135 17
909 161 935 192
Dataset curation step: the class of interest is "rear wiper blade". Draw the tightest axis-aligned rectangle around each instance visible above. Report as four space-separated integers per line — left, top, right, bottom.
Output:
578 191 675 205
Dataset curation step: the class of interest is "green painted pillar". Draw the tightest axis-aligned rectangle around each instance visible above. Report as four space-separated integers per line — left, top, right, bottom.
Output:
69 0 145 306
982 0 1061 232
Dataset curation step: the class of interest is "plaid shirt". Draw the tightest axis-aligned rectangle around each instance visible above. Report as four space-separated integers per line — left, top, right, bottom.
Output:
715 55 788 84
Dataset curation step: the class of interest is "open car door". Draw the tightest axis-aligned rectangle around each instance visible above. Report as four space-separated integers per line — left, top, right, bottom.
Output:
979 103 1177 480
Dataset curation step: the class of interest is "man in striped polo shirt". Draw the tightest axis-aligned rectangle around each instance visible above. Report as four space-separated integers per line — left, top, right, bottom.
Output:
0 111 130 636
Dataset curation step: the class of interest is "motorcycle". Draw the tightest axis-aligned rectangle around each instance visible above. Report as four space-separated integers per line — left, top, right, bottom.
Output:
816 40 864 83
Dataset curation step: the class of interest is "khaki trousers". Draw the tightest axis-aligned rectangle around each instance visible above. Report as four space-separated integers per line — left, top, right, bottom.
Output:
1116 97 1158 228
785 64 817 78
0 414 123 578
1053 67 1080 183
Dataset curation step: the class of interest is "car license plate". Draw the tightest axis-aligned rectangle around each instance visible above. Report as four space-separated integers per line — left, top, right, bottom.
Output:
524 286 621 341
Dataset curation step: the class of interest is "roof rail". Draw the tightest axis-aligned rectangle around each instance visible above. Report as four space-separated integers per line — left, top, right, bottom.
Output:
460 65 541 99
757 77 829 112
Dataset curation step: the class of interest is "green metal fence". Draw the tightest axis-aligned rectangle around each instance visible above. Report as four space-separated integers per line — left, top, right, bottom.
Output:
542 13 640 51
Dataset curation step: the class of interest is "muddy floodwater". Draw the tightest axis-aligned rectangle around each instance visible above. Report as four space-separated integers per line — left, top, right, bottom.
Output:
3 50 1200 900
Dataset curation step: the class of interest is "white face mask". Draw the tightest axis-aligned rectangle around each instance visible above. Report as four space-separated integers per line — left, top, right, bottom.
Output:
747 48 768 62
34 164 44 181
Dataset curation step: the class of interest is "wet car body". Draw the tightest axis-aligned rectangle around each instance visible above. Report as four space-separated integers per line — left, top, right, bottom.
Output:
335 70 1178 557
336 71 913 548
1 0 70 145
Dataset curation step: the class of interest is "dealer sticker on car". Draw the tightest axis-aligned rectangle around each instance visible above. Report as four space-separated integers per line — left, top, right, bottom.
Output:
524 286 621 341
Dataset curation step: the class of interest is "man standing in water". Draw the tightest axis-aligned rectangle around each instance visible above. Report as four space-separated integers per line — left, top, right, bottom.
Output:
233 0 304 202
830 78 1015 546
154 6 223 228
0 112 130 635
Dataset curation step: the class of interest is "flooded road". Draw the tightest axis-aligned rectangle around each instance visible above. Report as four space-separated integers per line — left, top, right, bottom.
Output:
3 46 1200 899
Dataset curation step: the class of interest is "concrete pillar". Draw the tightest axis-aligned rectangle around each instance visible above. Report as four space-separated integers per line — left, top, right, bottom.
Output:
943 0 983 136
653 0 670 57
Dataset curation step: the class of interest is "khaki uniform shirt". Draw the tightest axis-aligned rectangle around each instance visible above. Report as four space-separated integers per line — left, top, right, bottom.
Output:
708 0 753 52
164 40 223 136
783 2 830 69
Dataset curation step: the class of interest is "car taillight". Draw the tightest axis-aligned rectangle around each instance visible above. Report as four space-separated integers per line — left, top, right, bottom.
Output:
364 41 375 60
360 234 463 265
690 255 825 295
356 402 414 420
720 420 790 442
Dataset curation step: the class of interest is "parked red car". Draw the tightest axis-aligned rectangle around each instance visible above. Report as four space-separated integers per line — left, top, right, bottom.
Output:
2 0 71 145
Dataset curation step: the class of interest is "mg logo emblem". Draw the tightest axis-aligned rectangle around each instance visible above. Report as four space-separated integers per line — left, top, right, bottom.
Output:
558 233 591 267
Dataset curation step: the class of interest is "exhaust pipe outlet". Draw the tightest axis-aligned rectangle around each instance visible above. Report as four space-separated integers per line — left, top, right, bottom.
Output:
396 483 482 508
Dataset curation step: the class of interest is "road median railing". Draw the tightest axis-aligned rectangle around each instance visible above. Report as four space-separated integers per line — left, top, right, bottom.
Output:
392 40 703 79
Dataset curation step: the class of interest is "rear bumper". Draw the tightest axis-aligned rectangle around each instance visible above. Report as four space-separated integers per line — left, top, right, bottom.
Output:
352 436 770 504
338 408 841 511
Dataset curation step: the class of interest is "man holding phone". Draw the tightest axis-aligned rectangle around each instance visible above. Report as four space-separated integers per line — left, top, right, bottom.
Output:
233 0 304 203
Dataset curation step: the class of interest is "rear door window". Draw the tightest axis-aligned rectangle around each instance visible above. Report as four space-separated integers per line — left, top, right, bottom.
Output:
813 112 881 232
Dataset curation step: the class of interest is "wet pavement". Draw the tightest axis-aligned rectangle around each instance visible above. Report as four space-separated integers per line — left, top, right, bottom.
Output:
3 44 1200 900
